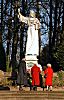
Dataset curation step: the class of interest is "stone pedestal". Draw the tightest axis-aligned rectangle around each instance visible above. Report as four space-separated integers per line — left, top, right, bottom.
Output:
25 55 38 72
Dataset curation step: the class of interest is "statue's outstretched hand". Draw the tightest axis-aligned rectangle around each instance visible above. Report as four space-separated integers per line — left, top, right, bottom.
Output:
17 8 27 23
18 8 20 18
18 8 20 13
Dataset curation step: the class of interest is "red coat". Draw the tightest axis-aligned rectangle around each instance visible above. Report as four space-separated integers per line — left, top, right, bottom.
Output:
44 67 53 86
31 64 41 86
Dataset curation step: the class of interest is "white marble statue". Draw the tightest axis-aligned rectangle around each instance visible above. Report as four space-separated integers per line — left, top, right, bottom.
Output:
18 9 40 56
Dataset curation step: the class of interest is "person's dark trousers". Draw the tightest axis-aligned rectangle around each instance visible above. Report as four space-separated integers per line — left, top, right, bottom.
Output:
29 82 32 91
33 86 37 91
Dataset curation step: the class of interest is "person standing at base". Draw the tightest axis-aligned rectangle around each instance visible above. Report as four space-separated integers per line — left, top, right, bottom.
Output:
17 57 27 91
31 63 41 91
44 63 53 91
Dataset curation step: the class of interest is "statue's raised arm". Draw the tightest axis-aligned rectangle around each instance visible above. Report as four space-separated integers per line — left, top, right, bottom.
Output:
18 8 28 24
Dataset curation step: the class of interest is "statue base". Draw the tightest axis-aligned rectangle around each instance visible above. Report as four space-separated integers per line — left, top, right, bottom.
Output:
25 55 38 72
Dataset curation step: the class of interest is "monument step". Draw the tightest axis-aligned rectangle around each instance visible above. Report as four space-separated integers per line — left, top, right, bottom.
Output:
0 91 64 100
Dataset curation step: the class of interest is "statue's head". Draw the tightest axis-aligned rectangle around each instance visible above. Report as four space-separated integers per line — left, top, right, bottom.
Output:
29 10 35 18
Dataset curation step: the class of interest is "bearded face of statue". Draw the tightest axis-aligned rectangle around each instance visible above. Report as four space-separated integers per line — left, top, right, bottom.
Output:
29 10 35 18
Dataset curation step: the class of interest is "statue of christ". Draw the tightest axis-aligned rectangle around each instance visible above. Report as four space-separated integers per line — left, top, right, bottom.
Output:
18 9 40 56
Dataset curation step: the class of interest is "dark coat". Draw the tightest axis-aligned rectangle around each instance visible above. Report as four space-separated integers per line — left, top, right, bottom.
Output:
17 60 27 85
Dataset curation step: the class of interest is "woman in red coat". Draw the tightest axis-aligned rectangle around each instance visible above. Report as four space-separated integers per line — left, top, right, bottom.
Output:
44 63 53 91
31 64 41 91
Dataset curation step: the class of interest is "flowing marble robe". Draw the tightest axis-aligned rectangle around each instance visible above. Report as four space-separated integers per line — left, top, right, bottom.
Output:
18 12 40 55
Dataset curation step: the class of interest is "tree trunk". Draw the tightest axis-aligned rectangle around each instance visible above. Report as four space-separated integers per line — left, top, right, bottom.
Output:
0 0 6 71
49 0 52 61
36 0 41 63
20 0 27 59
11 0 18 72
52 0 58 46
